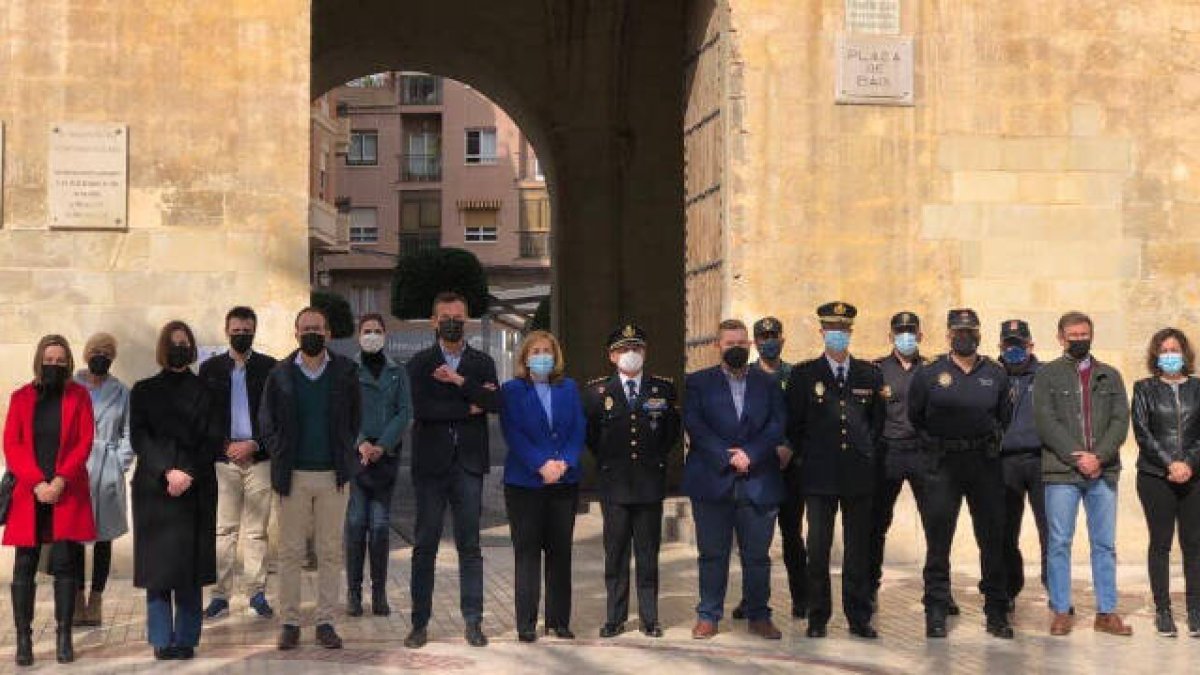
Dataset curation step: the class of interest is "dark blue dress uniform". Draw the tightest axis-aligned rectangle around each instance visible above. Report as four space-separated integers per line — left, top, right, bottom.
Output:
583 325 681 635
908 308 1013 638
785 302 884 636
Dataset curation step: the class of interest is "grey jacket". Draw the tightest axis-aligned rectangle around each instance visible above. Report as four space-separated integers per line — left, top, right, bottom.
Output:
1033 355 1129 485
75 371 134 541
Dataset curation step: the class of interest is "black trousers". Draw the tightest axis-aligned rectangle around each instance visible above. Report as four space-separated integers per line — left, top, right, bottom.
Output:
1136 472 1200 612
505 483 578 632
1000 451 1047 601
920 450 1008 618
600 500 662 625
14 542 78 585
805 494 873 627
72 541 113 594
869 444 928 594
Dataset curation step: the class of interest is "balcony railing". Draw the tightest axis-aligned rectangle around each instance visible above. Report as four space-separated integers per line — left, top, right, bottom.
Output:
399 231 442 255
399 154 442 182
518 230 551 259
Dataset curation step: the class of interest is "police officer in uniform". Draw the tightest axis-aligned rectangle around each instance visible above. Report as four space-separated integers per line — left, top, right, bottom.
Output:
908 309 1013 639
584 324 681 638
786 302 883 638
732 317 807 621
868 312 961 617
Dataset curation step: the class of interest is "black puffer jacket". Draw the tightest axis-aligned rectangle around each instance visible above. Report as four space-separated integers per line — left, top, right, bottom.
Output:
1131 376 1200 477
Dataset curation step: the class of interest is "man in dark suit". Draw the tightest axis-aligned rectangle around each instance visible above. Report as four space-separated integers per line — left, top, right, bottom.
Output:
786 302 884 639
198 306 278 620
584 324 681 639
404 292 500 649
683 319 787 640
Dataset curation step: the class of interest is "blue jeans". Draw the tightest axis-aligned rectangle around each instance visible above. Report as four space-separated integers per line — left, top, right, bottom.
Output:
146 587 203 649
344 481 395 592
410 465 484 627
1045 479 1119 614
691 498 778 622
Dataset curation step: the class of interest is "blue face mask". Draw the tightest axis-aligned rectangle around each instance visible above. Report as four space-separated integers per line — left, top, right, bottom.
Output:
757 338 782 361
1002 345 1029 365
1159 352 1185 375
893 332 918 356
823 330 850 353
528 353 555 379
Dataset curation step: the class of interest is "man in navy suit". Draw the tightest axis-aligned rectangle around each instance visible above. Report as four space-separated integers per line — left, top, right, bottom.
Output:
683 319 787 640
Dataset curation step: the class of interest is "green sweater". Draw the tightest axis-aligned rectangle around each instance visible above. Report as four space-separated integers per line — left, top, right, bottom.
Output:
292 366 334 471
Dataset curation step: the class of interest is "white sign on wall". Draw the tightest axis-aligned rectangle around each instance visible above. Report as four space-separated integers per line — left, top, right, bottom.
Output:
835 35 915 106
846 0 901 35
48 123 128 230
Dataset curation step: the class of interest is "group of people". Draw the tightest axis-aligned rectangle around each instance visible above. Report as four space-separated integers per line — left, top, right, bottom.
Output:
3 292 1198 666
680 304 1199 644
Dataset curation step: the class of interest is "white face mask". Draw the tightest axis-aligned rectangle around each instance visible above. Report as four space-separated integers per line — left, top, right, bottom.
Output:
617 350 644 374
359 333 386 354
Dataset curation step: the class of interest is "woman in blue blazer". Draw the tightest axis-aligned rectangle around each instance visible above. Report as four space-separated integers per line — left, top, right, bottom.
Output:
500 330 586 642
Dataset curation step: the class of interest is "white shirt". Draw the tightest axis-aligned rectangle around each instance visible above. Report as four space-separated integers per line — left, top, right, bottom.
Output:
619 372 644 402
294 351 332 381
825 354 849 381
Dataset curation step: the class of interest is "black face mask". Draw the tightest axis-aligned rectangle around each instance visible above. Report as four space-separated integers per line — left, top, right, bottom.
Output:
722 346 750 370
230 333 255 354
1066 339 1092 360
167 345 192 369
951 334 979 357
87 354 112 377
40 365 68 392
437 318 465 343
299 332 326 357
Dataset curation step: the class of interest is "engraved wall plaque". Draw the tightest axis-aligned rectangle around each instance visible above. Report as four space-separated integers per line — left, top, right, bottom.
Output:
835 35 914 106
49 123 128 229
846 0 901 35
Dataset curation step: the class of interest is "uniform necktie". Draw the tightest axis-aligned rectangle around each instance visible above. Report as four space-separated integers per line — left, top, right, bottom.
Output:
626 379 638 402
836 365 846 387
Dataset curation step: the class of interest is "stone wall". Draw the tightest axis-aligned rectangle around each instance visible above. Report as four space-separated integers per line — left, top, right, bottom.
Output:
722 0 1200 562
0 0 311 403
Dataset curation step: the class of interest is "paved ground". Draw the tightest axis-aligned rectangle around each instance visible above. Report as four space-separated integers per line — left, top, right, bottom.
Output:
0 504 1195 673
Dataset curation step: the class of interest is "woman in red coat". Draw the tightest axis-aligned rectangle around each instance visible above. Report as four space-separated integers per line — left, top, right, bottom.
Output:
3 334 96 667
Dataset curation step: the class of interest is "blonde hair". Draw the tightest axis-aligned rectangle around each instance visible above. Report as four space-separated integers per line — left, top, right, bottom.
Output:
515 330 566 384
84 332 118 359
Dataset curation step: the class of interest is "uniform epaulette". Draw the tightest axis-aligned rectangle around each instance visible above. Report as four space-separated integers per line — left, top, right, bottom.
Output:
647 374 674 384
586 375 609 386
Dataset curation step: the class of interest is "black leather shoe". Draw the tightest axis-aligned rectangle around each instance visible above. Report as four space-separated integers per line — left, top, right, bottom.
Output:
175 646 195 660
371 587 390 617
947 597 960 616
277 625 300 651
465 622 488 647
850 623 879 639
346 588 363 617
641 621 663 638
517 630 538 643
316 623 343 649
926 612 948 638
731 605 747 620
986 617 1014 640
806 623 827 638
599 622 625 638
545 626 575 639
404 626 428 649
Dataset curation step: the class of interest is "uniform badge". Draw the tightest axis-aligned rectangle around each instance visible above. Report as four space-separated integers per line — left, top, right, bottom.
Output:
814 381 825 397
622 325 636 338
881 384 893 399
604 396 614 411
937 372 953 388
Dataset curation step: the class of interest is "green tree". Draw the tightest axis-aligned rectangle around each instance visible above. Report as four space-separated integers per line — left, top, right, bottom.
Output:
391 247 489 319
310 290 356 339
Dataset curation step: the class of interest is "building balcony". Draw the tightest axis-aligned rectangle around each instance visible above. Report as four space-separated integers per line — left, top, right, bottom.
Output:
399 154 442 182
518 230 551 260
399 231 442 255
309 199 349 252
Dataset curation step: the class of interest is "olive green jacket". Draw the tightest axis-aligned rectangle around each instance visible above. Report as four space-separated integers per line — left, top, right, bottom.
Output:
1033 354 1129 485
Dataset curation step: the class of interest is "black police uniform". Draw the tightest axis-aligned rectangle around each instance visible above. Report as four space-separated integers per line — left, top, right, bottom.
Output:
908 309 1012 637
583 325 681 634
785 302 884 636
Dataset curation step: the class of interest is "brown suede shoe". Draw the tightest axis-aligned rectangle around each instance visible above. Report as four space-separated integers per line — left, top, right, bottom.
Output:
748 619 782 640
691 620 718 639
1094 613 1133 636
1049 612 1073 636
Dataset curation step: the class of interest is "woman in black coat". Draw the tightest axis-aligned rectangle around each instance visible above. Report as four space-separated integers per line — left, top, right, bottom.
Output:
130 320 219 660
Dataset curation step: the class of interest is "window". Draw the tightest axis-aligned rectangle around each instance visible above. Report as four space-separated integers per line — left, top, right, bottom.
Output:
346 73 389 88
400 73 442 105
349 207 379 243
348 286 380 316
400 191 441 231
403 132 441 181
463 209 498 242
465 128 497 165
532 156 544 180
347 131 378 166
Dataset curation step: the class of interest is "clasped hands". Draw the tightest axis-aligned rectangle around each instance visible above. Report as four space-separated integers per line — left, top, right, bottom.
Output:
539 459 569 484
33 477 66 504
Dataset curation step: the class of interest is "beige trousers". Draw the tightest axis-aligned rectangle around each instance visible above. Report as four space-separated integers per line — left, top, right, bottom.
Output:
213 460 273 599
276 470 349 626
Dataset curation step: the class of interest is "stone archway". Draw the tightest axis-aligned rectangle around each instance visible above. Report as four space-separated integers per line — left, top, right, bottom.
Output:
313 0 692 378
